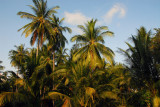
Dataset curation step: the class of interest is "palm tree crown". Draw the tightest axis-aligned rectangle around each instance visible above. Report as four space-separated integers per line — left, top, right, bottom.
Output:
71 19 114 68
47 15 72 72
120 27 160 97
9 44 28 72
17 0 59 48
48 15 72 51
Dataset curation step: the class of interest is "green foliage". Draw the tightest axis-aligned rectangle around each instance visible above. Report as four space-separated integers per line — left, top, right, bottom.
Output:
17 0 59 46
150 28 160 62
1 1 160 106
71 19 114 69
120 27 160 106
46 61 128 107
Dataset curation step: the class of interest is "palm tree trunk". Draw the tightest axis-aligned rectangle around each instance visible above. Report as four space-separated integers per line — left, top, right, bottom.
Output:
53 51 55 72
36 42 39 57
90 50 94 71
16 67 19 92
52 51 55 107
52 51 55 90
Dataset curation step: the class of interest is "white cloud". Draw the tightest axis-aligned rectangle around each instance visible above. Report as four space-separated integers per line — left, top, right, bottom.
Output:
103 3 126 24
64 12 90 25
72 27 83 34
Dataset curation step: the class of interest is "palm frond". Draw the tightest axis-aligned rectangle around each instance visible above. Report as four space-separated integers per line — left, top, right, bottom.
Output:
17 12 36 19
47 91 70 100
100 91 118 100
0 92 28 106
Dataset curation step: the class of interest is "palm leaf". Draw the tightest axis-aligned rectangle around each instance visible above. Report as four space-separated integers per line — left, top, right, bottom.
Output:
48 92 70 100
0 92 28 106
100 91 118 100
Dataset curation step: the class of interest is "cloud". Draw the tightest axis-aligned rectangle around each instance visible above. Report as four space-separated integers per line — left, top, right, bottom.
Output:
103 3 126 24
64 12 90 25
72 27 83 34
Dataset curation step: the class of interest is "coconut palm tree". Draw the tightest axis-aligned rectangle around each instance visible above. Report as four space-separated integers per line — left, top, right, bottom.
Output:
9 45 28 92
0 53 53 107
71 19 114 69
0 74 47 107
17 0 59 56
47 15 72 72
120 27 160 106
9 45 28 75
47 60 120 107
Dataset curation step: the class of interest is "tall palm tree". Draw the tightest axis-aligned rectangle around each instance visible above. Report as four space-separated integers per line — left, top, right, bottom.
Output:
71 19 114 69
119 27 160 105
17 0 59 56
48 15 72 72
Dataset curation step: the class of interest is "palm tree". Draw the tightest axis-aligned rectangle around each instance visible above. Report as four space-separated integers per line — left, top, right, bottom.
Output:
0 53 53 107
0 71 27 107
0 73 48 107
55 47 69 66
9 44 28 92
107 64 131 106
17 0 59 56
47 60 120 107
120 27 160 106
9 45 28 74
24 48 41 80
48 15 72 72
71 19 114 69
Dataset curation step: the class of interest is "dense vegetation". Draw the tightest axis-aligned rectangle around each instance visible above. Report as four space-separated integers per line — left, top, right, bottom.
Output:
0 0 160 107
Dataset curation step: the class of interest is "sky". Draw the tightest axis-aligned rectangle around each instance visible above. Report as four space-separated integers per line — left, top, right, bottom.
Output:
0 0 160 71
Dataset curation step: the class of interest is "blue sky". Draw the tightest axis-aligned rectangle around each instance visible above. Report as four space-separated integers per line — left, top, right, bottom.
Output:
0 0 160 71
